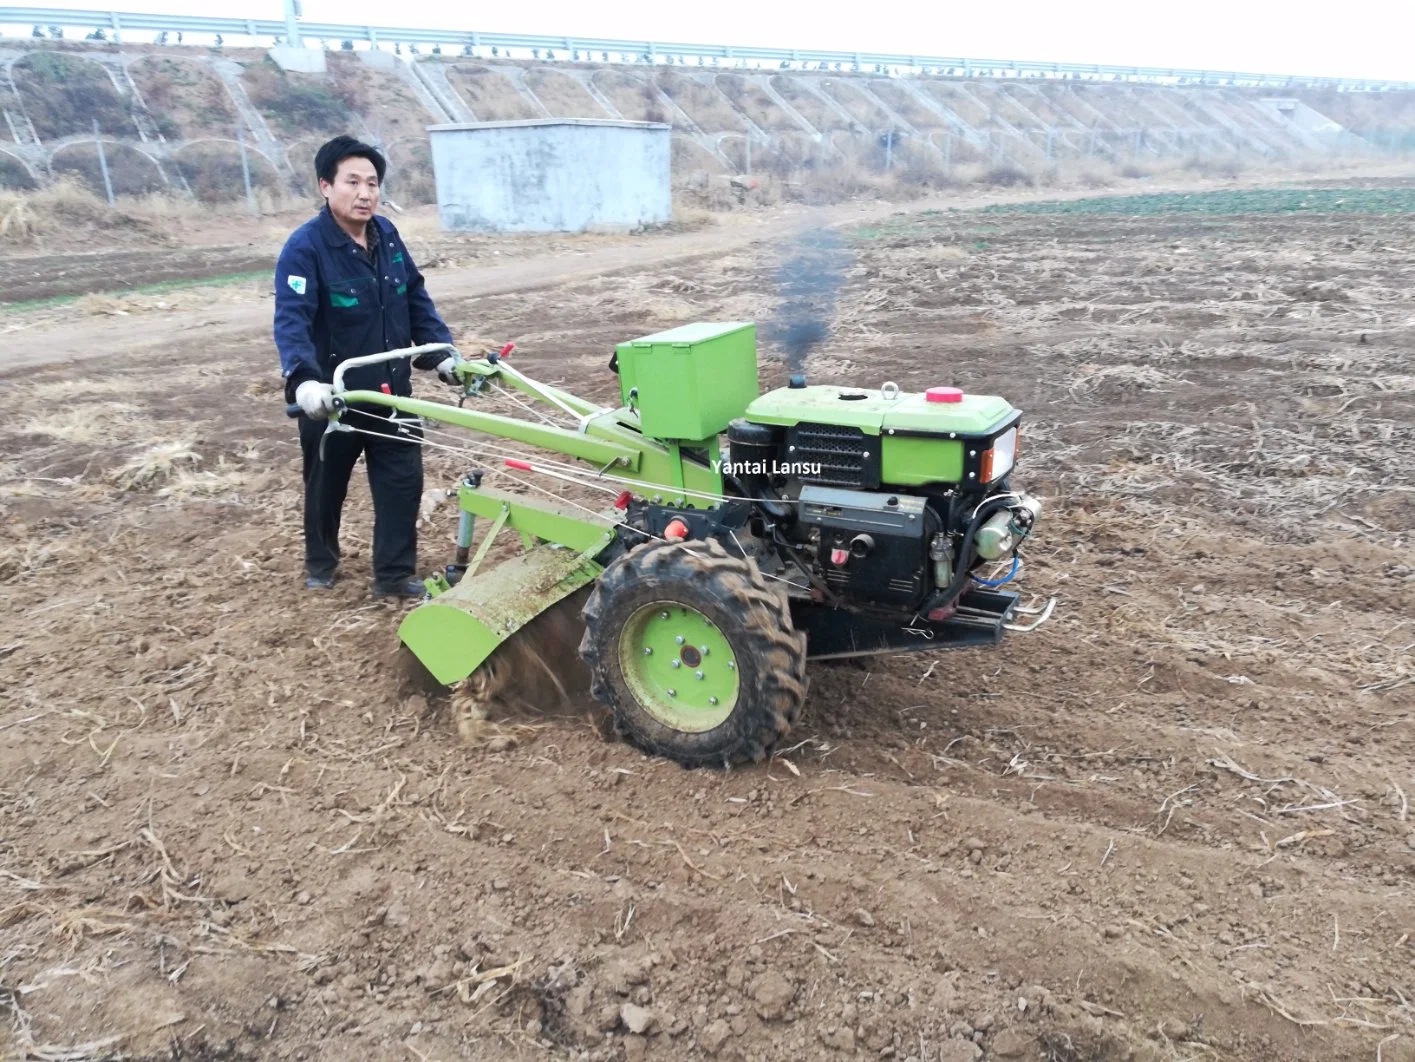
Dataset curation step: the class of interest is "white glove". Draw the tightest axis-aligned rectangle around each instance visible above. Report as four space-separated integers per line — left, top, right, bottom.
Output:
435 355 458 385
295 380 336 419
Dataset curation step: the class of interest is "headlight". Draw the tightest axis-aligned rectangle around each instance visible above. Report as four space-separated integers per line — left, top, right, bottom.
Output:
980 427 1019 483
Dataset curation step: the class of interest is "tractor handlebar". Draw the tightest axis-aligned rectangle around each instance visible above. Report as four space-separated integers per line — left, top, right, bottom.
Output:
283 341 515 419
331 342 458 391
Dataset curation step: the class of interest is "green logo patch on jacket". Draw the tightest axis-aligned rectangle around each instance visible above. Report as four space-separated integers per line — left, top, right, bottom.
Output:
396 283 408 295
330 291 360 308
391 251 405 264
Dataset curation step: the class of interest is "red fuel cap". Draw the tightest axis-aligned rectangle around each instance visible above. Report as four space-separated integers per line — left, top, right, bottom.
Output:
926 387 964 403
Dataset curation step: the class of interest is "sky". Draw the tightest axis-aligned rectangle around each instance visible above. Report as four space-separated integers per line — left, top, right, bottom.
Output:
7 0 1415 82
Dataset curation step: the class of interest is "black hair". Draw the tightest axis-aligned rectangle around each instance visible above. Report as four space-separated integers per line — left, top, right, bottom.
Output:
314 135 386 186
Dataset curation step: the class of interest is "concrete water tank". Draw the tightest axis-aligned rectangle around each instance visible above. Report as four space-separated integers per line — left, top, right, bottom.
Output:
427 119 672 233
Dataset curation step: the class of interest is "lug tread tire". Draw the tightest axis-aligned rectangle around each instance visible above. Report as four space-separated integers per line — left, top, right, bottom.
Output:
579 538 807 768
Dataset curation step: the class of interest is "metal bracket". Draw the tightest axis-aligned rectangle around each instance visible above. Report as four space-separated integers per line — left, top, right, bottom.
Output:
1003 596 1056 633
389 413 423 437
317 413 354 461
460 375 490 406
464 505 511 581
422 570 452 597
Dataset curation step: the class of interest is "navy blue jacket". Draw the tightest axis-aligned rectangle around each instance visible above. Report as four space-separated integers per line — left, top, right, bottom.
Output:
274 206 452 407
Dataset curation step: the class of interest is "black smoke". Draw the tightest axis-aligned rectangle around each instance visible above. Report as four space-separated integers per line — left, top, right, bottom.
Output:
765 227 849 373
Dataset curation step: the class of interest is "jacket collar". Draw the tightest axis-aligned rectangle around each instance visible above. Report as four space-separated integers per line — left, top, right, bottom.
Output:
317 203 381 249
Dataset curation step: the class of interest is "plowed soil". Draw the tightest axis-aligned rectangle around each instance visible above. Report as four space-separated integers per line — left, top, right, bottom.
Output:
2 183 1413 1062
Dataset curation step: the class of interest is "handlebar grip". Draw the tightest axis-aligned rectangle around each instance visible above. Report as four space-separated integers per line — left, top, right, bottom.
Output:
286 403 302 418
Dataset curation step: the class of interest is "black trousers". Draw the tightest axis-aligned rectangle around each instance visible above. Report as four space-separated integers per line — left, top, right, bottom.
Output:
298 411 423 586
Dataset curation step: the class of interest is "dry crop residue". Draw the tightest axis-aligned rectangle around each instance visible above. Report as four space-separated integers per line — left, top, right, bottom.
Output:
1 184 1413 1062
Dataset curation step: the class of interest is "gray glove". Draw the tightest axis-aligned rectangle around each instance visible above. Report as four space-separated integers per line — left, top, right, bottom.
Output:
295 380 336 419
434 355 459 386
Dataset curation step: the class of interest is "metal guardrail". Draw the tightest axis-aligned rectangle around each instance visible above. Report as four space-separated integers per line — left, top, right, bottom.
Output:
2 6 1413 91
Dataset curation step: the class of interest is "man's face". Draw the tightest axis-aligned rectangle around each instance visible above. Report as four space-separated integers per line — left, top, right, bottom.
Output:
320 155 379 228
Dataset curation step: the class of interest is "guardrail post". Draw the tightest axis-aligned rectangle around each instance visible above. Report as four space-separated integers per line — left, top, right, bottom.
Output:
93 120 115 207
283 0 302 47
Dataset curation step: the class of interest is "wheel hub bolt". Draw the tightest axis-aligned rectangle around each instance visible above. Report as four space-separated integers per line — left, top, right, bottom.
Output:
660 611 669 619
727 661 735 670
671 660 681 669
695 671 704 680
700 646 709 655
667 688 676 697
675 635 685 644
709 696 718 705
643 647 653 656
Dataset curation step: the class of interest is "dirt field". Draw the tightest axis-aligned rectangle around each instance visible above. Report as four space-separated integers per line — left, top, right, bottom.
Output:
2 180 1414 1062
0 201 668 306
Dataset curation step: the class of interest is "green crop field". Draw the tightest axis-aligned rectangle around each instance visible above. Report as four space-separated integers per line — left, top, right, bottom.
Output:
848 186 1415 243
979 187 1415 216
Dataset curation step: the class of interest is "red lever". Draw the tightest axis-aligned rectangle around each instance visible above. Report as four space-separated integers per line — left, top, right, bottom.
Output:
505 458 532 471
613 490 633 510
830 548 849 566
664 519 690 542
498 343 515 358
380 383 392 394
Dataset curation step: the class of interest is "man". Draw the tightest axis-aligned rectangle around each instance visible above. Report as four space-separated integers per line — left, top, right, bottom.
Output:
274 135 457 597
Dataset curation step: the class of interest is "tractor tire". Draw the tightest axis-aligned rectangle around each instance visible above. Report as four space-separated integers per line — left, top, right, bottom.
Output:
579 538 808 768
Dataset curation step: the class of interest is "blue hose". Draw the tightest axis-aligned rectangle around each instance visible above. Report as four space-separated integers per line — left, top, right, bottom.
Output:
974 555 1020 588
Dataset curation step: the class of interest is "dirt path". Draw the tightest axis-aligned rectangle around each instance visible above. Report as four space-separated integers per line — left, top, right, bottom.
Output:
5 170 1394 376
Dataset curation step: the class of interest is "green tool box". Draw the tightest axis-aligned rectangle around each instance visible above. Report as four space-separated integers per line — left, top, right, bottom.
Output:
615 322 759 440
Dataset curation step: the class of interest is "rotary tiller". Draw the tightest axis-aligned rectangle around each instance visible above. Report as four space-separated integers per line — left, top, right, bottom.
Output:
295 323 1050 767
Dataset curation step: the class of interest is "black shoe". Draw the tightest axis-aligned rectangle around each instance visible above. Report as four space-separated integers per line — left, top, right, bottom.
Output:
372 578 426 600
305 572 337 591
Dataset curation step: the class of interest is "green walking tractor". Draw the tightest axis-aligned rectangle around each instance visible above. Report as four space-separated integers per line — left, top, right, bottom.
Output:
296 323 1050 767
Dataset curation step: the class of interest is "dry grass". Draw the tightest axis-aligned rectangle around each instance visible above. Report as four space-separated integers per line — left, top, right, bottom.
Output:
0 178 296 248
129 54 236 141
110 440 201 489
72 291 201 316
705 142 1402 215
981 163 1034 187
524 69 606 119
868 80 945 130
18 402 149 445
769 76 852 133
591 70 666 124
656 70 746 133
714 74 798 133
445 64 539 122
819 79 892 127
1066 363 1182 396
0 536 70 582
0 179 110 245
21 379 147 403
